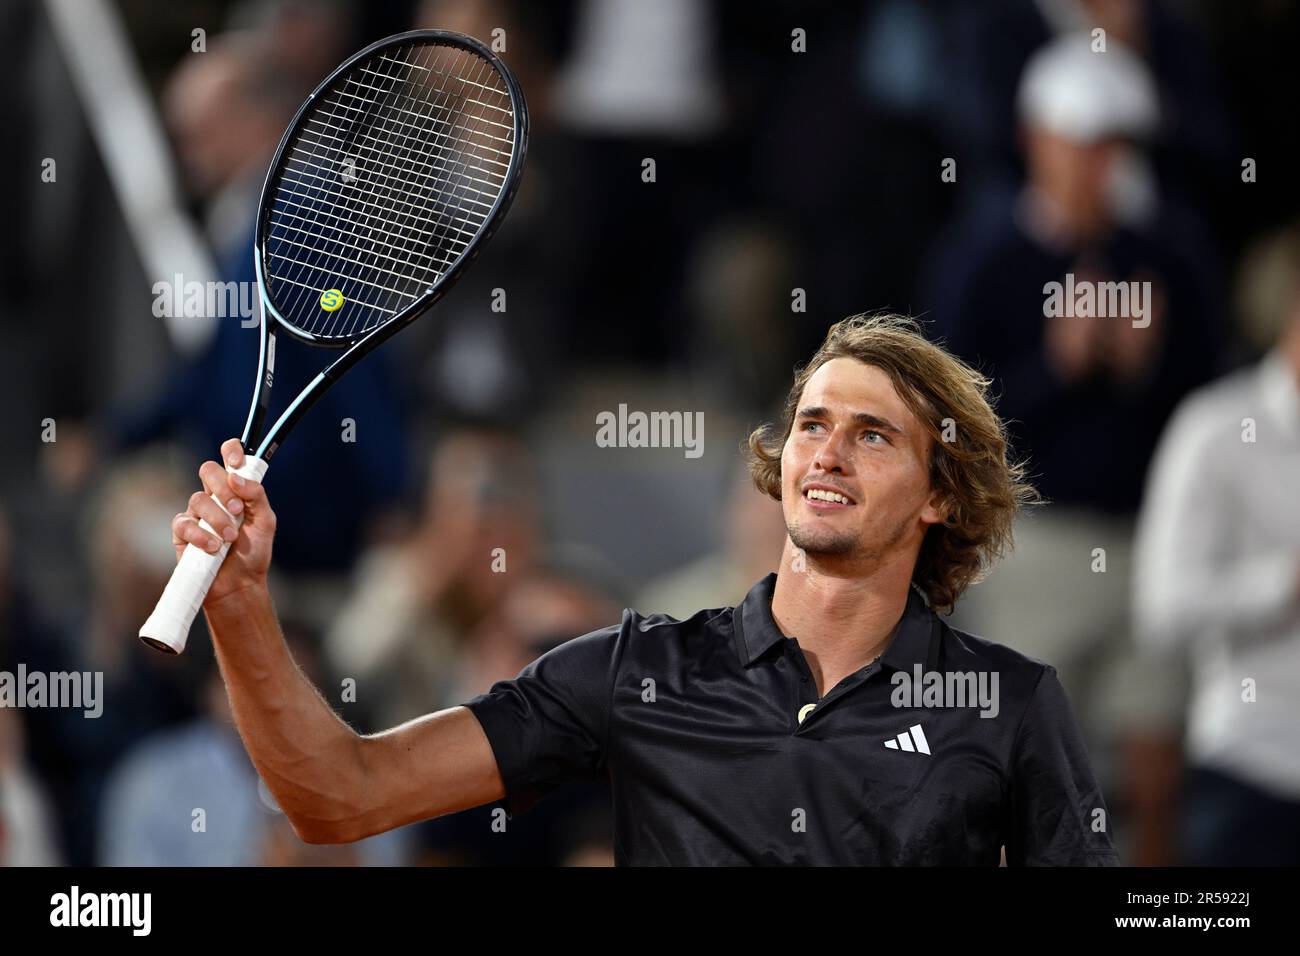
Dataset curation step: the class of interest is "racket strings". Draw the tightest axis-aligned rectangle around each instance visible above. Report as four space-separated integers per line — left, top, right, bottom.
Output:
281 46 501 329
286 46 507 336
272 49 444 323
263 40 515 341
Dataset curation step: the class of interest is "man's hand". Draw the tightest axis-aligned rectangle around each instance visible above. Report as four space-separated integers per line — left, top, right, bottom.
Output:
1103 271 1166 385
171 437 276 606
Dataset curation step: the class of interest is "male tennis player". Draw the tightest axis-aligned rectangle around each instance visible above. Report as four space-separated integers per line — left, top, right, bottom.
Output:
174 313 1119 865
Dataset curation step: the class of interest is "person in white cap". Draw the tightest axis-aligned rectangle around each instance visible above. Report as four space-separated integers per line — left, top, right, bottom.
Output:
921 32 1224 863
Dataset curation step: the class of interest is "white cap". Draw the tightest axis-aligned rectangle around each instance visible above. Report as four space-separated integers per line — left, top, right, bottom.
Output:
1017 34 1159 143
552 0 723 138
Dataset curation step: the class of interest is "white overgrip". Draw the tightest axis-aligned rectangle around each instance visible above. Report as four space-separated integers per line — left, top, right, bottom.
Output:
138 456 269 654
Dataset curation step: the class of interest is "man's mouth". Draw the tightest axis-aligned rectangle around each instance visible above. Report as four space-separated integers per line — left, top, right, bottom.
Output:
802 485 856 508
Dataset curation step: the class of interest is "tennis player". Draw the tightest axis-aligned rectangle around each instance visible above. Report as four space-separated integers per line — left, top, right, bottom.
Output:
174 313 1119 865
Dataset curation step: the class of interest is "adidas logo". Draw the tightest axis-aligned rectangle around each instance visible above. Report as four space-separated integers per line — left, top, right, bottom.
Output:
883 723 930 755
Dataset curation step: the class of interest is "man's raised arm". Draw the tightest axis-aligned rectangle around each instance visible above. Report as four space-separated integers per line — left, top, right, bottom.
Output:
176 439 505 843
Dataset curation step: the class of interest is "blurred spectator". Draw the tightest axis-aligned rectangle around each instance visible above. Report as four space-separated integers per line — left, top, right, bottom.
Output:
30 449 212 864
163 33 303 267
941 0 1235 220
100 629 407 865
440 542 627 705
325 428 541 731
923 34 1219 861
539 0 728 366
636 461 785 619
0 0 161 502
926 36 1223 511
0 706 62 866
415 551 622 865
685 219 799 415
98 666 266 865
728 1 953 358
1133 222 1300 865
0 499 75 866
225 0 355 87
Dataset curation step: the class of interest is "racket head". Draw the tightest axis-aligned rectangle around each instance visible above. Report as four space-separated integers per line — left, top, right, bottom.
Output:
253 30 528 349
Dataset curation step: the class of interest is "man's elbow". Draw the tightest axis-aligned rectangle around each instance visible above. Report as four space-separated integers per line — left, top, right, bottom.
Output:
287 728 383 844
281 779 376 845
290 819 342 845
286 811 370 845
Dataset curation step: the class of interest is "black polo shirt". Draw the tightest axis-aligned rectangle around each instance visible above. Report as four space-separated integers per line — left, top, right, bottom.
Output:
463 573 1120 866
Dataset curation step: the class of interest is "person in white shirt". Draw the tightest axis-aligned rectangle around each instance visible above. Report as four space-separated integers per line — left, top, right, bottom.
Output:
1134 227 1300 864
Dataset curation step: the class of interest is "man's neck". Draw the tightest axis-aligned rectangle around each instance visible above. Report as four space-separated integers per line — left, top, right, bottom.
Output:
769 540 914 699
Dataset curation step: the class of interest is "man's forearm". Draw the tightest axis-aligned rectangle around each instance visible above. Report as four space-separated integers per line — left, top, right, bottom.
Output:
205 583 367 842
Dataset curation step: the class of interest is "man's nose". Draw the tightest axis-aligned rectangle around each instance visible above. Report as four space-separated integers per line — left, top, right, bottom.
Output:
813 427 852 473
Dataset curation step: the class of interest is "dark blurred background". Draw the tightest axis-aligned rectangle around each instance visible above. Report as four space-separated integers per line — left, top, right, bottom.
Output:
3 0 1300 866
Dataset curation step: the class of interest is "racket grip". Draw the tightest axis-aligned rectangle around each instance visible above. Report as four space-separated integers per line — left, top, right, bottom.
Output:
139 456 269 655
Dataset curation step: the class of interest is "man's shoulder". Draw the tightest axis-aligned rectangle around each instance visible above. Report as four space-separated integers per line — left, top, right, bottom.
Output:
614 603 738 661
626 603 734 634
937 618 1057 691
1166 365 1260 441
549 604 736 667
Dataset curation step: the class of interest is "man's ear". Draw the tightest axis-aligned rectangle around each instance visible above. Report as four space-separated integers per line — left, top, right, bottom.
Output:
919 487 947 527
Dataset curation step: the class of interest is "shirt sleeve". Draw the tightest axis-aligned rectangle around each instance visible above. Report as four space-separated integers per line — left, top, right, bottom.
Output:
461 615 626 816
1006 666 1121 866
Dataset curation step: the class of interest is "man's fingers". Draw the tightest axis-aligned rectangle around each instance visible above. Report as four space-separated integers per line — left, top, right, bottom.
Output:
173 512 222 553
221 438 245 470
188 491 238 546
227 469 267 506
171 513 189 547
199 460 244 518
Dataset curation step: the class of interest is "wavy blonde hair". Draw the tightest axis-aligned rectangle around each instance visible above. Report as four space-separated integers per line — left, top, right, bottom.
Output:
746 313 1039 613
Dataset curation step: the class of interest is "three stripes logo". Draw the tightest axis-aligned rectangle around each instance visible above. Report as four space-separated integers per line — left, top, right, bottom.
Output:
883 723 930 755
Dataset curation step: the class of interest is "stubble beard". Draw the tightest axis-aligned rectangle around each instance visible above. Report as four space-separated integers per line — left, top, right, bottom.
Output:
787 508 913 565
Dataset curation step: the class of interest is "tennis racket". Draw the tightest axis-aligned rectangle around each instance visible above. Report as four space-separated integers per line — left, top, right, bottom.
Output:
139 29 528 654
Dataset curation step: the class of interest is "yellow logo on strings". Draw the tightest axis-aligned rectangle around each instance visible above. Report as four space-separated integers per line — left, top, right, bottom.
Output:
320 289 345 312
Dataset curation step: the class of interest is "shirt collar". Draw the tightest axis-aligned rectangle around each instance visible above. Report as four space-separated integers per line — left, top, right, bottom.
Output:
734 573 940 671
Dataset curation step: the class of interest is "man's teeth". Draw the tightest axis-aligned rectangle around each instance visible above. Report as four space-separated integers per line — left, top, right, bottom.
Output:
805 488 851 504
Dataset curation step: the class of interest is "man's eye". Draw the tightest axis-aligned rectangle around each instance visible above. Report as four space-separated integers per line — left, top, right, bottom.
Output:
864 430 887 444
801 421 823 433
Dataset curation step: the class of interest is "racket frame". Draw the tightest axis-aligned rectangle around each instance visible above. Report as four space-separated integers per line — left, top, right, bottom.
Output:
242 29 529 462
138 30 527 654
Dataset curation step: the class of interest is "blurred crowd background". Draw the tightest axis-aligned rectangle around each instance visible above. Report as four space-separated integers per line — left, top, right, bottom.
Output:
2 0 1300 867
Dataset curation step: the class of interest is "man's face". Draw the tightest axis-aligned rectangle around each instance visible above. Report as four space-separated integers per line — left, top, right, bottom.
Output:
1023 127 1121 240
780 358 943 564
